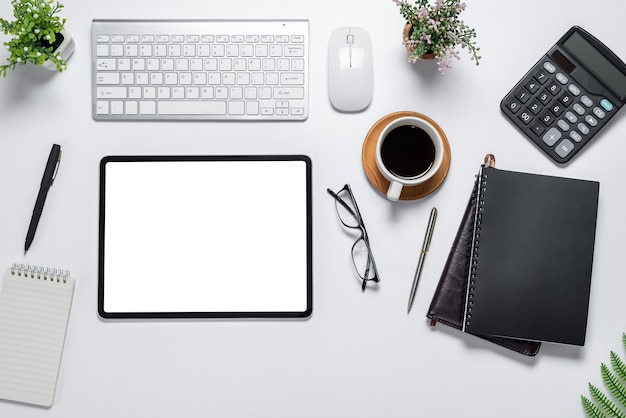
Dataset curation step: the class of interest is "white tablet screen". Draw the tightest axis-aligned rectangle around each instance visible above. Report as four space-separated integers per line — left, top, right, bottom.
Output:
98 156 312 318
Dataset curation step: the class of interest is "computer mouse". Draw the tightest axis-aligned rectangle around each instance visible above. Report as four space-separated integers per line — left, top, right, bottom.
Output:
328 27 373 112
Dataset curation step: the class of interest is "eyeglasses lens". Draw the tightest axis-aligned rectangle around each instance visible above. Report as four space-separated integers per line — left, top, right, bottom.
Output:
335 189 359 228
352 238 376 280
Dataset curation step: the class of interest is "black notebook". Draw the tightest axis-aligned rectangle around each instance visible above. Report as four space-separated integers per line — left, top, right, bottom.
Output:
462 164 599 346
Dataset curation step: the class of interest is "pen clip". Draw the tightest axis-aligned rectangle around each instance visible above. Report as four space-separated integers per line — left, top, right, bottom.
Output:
422 207 438 252
51 150 62 185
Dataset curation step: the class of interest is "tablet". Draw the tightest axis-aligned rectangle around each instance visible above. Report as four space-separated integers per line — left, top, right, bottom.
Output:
98 155 312 318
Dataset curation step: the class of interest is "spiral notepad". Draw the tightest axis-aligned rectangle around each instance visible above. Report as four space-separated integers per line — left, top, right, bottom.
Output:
0 264 75 407
462 164 599 346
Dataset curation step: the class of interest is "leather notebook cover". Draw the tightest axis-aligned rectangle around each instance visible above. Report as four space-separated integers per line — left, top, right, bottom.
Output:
426 175 541 356
462 166 599 346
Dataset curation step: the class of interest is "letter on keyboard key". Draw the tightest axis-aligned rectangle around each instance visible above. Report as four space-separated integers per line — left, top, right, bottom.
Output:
158 101 227 115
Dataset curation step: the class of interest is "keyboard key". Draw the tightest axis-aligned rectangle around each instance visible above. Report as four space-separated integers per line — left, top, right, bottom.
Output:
139 101 156 114
159 101 227 115
97 73 120 84
97 59 116 70
97 87 127 99
96 101 109 114
274 87 304 99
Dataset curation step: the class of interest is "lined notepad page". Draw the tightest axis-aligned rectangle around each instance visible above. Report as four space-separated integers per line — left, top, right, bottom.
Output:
0 266 75 407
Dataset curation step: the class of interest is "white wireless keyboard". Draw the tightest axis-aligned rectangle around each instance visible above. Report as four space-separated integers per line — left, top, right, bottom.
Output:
92 19 309 121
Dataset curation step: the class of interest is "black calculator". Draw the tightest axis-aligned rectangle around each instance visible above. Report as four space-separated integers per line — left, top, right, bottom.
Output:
501 26 626 164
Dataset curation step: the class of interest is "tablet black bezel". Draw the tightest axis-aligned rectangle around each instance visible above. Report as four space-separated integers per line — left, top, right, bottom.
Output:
98 154 313 319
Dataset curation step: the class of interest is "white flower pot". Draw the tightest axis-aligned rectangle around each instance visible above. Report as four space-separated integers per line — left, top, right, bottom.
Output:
41 29 75 71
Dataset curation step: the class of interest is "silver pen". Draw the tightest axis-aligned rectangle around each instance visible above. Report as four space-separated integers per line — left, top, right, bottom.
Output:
407 207 437 314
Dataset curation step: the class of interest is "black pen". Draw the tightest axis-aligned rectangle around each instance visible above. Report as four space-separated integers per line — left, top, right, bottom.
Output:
24 144 62 254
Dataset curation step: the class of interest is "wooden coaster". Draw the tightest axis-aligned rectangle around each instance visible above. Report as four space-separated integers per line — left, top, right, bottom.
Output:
362 111 451 200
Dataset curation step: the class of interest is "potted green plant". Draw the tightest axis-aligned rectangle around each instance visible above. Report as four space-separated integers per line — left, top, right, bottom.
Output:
392 0 480 75
0 0 74 77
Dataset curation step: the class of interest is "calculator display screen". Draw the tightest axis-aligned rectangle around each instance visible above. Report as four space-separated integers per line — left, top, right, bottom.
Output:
563 31 626 100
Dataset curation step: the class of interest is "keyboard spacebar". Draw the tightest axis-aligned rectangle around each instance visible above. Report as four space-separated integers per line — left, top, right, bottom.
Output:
158 101 227 115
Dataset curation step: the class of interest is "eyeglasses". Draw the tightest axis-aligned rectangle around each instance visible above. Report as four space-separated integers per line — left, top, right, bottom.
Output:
327 184 380 291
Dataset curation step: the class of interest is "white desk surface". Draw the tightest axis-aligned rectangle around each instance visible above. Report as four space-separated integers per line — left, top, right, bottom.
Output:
1 0 625 416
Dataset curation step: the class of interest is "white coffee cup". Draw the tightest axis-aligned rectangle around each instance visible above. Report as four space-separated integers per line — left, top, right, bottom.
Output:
375 116 444 201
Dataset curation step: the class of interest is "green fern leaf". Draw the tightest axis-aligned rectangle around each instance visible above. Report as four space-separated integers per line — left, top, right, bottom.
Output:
589 383 626 418
583 395 609 418
611 352 626 386
602 363 626 410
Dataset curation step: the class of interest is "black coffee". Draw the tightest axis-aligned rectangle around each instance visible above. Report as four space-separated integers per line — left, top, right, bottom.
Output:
381 125 435 178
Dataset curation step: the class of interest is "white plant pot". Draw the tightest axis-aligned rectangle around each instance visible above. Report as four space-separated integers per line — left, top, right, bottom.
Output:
41 29 75 71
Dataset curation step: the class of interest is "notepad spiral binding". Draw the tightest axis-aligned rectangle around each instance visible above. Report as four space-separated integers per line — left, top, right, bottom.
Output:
10 263 70 283
463 156 494 330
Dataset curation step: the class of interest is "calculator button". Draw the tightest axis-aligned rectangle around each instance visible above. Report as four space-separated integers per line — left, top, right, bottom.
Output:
565 111 578 123
592 107 606 119
538 91 551 104
600 98 614 111
547 83 561 95
518 111 532 125
557 120 570 131
543 127 561 146
555 73 568 84
573 103 585 115
578 123 590 135
570 131 583 142
525 80 540 94
568 84 581 96
540 110 555 126
534 70 549 84
505 98 522 113
581 95 593 107
555 139 574 158
543 61 556 73
528 100 542 115
585 115 598 127
550 102 565 116
531 122 546 136
559 92 573 106
515 89 531 103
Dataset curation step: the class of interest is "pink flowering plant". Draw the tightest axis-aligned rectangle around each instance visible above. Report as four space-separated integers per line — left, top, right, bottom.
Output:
393 0 480 75
0 0 67 77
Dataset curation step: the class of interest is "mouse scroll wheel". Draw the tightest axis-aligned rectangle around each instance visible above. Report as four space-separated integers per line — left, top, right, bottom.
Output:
347 34 354 44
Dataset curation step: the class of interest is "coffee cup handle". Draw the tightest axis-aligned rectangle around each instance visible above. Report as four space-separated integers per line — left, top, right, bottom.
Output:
387 181 403 201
